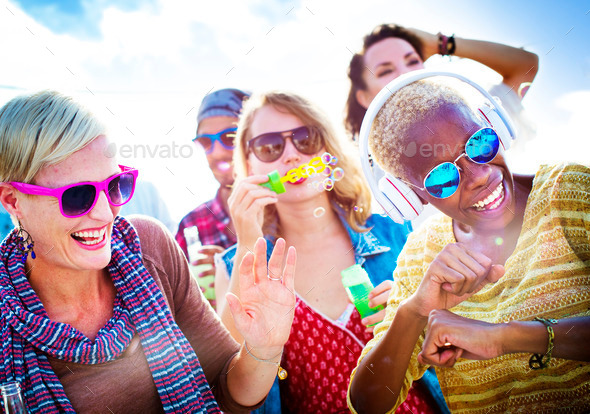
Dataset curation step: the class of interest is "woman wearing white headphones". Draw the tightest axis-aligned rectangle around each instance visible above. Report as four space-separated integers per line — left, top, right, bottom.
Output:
348 72 590 413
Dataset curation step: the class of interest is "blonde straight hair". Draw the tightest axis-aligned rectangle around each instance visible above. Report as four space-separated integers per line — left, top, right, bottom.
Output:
233 91 372 234
0 90 106 183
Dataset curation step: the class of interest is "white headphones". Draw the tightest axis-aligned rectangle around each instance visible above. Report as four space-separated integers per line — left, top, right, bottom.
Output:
358 69 516 224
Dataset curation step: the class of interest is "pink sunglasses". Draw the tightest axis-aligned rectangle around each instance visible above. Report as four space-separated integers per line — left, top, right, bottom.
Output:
10 165 138 218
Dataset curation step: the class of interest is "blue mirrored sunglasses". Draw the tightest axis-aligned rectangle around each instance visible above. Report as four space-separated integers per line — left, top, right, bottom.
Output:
193 127 237 153
404 127 500 199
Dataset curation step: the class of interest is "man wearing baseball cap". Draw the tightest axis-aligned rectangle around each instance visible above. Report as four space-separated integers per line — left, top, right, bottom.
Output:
175 88 250 309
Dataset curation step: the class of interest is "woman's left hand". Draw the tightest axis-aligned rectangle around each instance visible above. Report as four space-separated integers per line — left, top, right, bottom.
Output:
417 309 505 367
225 237 297 358
362 280 393 333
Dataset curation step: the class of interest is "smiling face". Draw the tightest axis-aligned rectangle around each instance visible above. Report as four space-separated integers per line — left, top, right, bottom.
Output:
400 105 518 232
16 135 122 273
246 104 325 201
357 37 424 108
196 115 238 189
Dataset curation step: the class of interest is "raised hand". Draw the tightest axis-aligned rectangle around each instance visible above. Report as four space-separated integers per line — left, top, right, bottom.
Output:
225 238 297 356
417 309 504 367
407 243 505 318
228 176 278 247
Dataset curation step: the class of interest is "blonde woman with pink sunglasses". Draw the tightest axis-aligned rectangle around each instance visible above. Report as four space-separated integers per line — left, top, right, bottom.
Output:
0 90 299 413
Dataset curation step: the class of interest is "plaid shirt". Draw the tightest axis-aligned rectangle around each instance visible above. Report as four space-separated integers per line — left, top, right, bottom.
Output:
175 191 237 260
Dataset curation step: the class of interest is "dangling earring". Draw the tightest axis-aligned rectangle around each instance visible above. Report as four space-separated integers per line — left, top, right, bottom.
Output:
17 221 36 263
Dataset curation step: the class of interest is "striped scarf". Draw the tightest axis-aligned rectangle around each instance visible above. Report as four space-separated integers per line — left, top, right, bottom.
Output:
0 216 220 413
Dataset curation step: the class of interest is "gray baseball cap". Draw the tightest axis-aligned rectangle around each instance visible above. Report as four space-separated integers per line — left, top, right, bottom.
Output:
197 88 251 124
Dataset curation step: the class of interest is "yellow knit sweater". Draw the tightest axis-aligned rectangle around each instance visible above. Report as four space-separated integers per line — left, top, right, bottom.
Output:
349 164 590 413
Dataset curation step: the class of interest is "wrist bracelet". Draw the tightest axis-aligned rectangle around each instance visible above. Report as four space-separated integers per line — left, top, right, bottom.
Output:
437 33 456 56
244 341 288 380
437 32 448 56
446 34 456 55
529 317 558 370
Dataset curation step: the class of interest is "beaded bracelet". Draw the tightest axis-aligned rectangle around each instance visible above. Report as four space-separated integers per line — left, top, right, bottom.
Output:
244 341 288 380
529 317 558 370
437 33 456 56
447 35 456 55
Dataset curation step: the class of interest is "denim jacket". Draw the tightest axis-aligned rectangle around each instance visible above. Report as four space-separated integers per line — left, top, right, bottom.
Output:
220 213 449 414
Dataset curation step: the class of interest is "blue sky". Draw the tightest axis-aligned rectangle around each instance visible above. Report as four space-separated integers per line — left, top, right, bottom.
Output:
12 0 158 38
1 0 589 221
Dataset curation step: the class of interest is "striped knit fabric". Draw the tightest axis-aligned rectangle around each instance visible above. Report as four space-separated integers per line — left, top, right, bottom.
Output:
0 216 220 413
349 163 590 413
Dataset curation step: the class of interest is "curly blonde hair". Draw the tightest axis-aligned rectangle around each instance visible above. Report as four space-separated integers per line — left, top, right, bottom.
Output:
234 91 372 234
368 78 475 179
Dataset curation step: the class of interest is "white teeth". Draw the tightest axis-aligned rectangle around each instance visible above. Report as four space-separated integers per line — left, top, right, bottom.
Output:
472 182 504 210
78 238 101 245
71 228 106 245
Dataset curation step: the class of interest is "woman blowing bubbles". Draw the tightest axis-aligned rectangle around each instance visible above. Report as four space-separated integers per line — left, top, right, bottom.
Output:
0 90 296 413
214 91 449 412
348 76 590 412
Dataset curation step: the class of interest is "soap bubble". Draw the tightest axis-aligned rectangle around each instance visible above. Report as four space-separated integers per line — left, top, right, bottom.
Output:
322 166 333 177
332 167 344 181
304 165 317 177
323 178 334 191
329 156 338 165
321 152 332 165
313 207 326 218
353 205 363 213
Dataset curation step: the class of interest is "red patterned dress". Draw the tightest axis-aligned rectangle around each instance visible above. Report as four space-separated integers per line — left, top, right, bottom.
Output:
279 296 437 413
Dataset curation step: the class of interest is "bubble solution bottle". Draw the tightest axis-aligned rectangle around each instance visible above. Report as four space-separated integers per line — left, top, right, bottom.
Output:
341 264 384 321
1 381 28 414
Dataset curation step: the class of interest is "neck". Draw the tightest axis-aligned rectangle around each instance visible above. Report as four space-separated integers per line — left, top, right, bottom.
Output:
27 262 113 309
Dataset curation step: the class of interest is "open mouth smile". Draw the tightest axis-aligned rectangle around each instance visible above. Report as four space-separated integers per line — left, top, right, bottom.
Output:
71 227 107 246
471 182 505 212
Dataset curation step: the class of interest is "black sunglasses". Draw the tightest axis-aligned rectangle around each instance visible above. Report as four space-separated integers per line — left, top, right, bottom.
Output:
246 126 323 163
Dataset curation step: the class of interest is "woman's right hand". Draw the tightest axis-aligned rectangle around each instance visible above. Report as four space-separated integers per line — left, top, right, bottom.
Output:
228 175 278 247
406 243 505 317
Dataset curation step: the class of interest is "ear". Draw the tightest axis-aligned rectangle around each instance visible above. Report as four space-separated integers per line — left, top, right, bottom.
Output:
0 184 22 219
355 88 372 110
